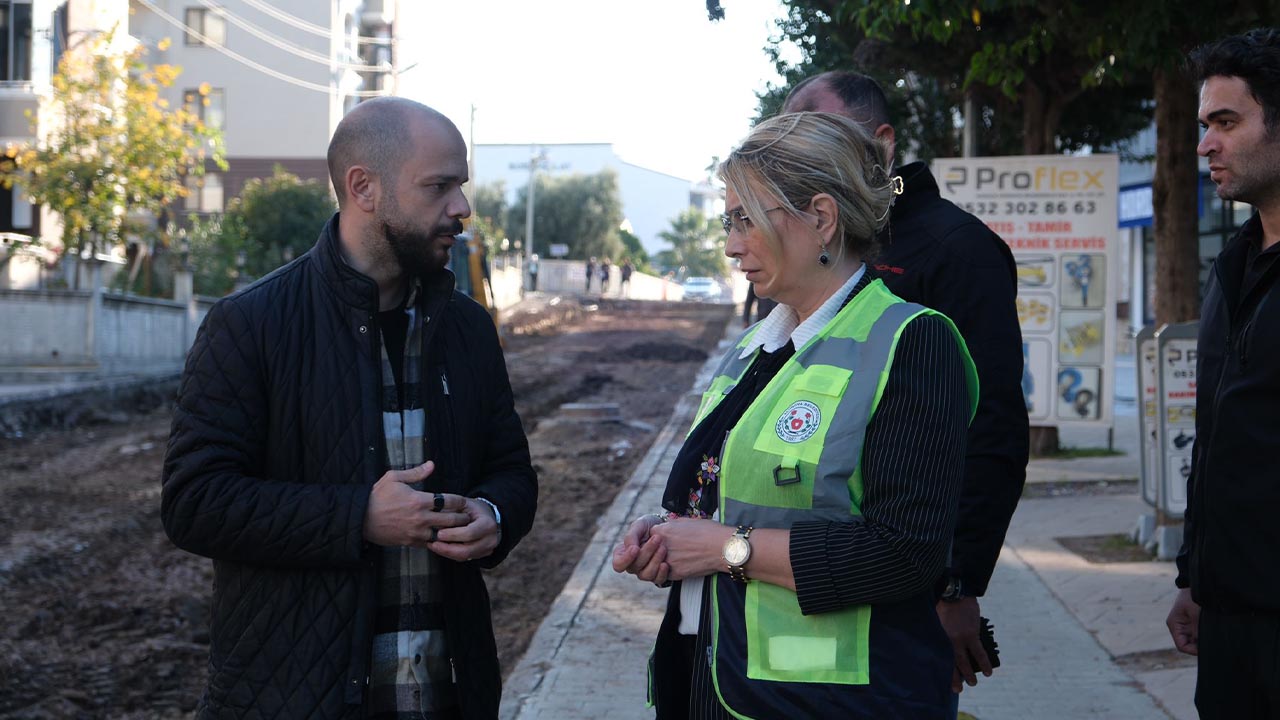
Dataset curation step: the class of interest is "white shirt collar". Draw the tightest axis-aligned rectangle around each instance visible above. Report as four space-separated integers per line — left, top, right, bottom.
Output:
740 264 867 358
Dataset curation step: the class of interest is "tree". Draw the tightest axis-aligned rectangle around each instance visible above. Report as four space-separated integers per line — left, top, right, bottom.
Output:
470 181 508 256
1090 3 1276 325
0 32 225 264
744 0 1151 158
473 181 507 227
187 167 335 296
505 170 625 260
618 227 653 272
657 208 726 278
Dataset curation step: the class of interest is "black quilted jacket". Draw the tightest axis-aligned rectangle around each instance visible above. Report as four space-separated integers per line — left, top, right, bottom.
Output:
162 214 537 719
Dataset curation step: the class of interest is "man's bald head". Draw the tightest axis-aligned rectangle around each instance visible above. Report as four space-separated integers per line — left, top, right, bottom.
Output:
327 97 453 207
784 71 893 132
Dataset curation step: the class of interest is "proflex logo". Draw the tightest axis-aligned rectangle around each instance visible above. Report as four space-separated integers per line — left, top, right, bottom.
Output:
942 165 1105 194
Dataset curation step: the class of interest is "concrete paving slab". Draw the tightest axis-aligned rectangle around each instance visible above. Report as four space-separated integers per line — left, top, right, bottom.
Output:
959 546 1170 720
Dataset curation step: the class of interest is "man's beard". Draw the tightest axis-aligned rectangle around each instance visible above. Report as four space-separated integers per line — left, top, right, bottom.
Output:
382 217 463 277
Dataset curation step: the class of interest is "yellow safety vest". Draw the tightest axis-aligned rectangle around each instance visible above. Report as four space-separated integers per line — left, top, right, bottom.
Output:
696 279 977 717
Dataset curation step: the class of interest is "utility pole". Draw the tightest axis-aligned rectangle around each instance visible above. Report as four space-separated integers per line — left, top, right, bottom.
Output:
509 147 567 292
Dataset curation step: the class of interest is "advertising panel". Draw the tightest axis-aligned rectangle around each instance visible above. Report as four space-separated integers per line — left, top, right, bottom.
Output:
933 155 1120 428
1155 323 1198 518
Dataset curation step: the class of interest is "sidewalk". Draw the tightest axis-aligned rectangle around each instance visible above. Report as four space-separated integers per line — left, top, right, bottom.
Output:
500 342 1195 720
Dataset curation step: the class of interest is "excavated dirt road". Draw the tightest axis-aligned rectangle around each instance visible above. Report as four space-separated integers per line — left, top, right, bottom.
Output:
0 298 733 719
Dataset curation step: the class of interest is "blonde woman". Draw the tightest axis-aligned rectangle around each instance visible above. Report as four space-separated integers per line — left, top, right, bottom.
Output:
613 112 977 719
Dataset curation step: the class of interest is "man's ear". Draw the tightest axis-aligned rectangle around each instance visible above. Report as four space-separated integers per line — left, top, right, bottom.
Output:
346 166 378 213
810 193 840 244
873 123 897 161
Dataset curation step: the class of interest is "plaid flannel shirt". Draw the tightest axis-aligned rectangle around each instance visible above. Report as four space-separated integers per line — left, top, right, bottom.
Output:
367 280 458 719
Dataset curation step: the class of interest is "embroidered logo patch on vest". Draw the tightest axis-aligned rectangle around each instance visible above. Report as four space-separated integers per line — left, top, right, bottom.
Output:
775 400 821 443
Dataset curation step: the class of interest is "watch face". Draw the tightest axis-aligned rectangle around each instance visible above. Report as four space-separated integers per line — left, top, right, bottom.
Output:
724 536 751 566
943 577 963 599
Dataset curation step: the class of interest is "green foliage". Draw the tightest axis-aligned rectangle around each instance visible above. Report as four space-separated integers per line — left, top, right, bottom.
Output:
617 227 653 272
473 181 507 227
187 213 240 296
754 0 1152 156
468 214 505 257
0 30 225 256
188 167 335 295
657 208 725 279
505 170 625 261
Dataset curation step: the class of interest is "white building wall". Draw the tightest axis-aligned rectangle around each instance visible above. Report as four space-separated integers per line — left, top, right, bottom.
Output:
473 143 696 259
615 161 697 259
129 0 343 158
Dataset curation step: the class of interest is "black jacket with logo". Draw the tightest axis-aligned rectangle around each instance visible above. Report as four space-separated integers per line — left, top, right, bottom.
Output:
872 162 1029 597
162 214 537 718
1176 214 1280 612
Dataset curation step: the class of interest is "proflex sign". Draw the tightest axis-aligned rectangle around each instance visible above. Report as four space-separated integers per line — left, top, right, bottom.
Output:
942 164 1106 194
933 154 1119 429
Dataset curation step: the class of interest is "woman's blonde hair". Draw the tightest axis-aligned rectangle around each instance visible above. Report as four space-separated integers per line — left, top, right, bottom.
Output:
718 112 895 262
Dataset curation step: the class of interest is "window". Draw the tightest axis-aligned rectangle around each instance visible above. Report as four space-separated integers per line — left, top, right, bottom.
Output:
184 7 226 46
0 1 32 83
184 174 223 213
184 87 225 130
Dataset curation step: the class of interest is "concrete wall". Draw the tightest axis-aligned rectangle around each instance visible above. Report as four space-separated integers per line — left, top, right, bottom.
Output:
0 288 213 374
1 289 93 365
2 257 695 381
528 259 684 301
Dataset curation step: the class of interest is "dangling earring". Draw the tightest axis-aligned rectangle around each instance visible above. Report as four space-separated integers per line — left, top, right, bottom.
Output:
818 244 831 266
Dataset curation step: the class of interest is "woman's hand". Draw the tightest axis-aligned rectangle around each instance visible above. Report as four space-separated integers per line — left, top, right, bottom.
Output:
612 514 671 587
649 518 735 582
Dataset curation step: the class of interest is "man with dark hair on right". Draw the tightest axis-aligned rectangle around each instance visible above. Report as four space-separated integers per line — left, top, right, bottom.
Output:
785 72 1029 700
1168 28 1280 718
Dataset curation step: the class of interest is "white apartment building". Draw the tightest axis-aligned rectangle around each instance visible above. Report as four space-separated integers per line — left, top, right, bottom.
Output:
128 0 395 213
0 0 394 244
473 142 713 259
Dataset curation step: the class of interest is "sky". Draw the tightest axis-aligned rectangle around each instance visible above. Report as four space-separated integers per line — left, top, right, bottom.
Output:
395 0 797 184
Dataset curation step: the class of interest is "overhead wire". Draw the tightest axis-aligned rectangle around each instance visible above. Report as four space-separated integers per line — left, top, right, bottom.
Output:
196 0 388 72
237 0 393 45
134 0 390 97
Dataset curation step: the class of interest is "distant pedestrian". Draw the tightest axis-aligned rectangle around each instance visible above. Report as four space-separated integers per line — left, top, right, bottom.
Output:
162 97 537 719
585 256 596 293
1169 28 1280 720
786 71 1028 700
600 258 612 295
620 258 634 297
528 252 540 292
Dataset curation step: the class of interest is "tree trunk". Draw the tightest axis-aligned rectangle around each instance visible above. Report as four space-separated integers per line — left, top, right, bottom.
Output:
1152 67 1202 325
1022 82 1049 155
1023 80 1060 454
1020 81 1064 155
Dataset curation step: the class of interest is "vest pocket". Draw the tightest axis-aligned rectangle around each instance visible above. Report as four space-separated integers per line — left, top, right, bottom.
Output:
744 581 871 685
751 366 850 465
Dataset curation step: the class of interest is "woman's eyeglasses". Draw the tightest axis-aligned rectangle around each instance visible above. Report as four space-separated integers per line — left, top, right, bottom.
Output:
719 206 792 236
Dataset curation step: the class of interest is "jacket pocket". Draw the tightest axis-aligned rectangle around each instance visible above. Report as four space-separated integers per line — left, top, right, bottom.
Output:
744 580 871 685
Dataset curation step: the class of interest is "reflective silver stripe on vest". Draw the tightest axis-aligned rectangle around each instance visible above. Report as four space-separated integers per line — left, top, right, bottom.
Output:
727 301 929 529
708 327 759 393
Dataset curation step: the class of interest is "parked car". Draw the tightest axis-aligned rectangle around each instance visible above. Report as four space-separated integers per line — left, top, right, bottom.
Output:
682 276 722 302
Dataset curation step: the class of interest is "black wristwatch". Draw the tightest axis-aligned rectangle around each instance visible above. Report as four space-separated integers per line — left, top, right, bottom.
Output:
941 576 965 602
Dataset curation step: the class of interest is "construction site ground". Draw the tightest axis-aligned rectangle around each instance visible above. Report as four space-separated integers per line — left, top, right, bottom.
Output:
0 297 734 719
